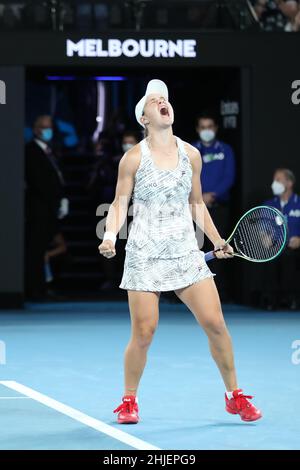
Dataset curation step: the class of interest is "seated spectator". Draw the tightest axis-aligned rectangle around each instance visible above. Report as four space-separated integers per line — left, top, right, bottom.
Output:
251 0 298 31
262 168 300 310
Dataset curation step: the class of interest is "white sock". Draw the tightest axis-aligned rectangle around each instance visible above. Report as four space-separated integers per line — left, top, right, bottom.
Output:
226 391 234 399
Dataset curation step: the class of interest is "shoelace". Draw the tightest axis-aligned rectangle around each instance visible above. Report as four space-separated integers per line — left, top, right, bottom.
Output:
114 400 136 414
233 393 253 410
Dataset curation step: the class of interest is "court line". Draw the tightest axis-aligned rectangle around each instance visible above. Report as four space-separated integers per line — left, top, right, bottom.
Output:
0 381 160 450
0 396 30 399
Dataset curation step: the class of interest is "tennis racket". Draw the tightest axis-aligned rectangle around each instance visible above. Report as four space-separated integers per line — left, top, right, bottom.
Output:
204 205 288 263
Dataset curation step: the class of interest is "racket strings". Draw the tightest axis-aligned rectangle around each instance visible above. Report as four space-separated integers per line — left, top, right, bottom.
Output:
234 207 286 261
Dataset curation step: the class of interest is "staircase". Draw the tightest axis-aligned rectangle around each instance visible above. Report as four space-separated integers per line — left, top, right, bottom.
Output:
56 152 126 300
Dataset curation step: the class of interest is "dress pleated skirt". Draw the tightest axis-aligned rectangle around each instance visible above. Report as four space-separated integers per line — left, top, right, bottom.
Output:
119 249 215 292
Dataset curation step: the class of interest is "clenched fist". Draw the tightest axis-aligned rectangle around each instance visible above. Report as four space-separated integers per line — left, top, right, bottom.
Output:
98 240 116 258
213 239 234 259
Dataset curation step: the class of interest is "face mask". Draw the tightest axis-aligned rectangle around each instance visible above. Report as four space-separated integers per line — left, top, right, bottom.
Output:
122 143 134 153
271 180 285 196
40 128 53 142
199 129 215 143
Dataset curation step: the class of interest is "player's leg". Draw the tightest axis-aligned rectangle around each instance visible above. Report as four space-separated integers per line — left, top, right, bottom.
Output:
174 277 262 421
175 277 237 391
124 290 160 396
113 290 160 423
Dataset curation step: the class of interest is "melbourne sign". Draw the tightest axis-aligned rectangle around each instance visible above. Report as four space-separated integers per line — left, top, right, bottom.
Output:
66 38 197 58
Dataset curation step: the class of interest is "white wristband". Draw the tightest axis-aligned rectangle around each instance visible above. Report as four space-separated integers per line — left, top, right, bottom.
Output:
103 231 117 245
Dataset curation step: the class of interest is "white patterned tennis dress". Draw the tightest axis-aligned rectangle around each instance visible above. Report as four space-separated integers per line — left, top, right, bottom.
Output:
119 136 214 292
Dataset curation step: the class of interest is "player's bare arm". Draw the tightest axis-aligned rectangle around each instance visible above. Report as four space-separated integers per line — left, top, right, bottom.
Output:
185 142 233 259
98 145 141 259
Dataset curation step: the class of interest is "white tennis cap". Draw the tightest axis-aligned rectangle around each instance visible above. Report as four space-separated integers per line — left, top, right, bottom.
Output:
135 79 169 128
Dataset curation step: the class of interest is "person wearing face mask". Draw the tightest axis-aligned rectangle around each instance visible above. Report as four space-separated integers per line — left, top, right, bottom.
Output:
121 131 139 154
191 112 236 301
261 168 300 310
89 131 139 206
25 115 65 301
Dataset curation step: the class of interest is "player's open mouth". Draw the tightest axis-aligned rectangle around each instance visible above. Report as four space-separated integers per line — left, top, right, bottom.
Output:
159 106 169 116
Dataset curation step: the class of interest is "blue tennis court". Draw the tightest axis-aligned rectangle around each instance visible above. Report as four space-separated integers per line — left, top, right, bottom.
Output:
0 301 299 450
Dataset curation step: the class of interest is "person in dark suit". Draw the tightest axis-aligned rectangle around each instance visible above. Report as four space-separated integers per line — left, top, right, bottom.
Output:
25 115 64 300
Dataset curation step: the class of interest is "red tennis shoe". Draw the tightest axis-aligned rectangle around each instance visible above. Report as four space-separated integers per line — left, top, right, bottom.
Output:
225 389 262 422
113 395 139 424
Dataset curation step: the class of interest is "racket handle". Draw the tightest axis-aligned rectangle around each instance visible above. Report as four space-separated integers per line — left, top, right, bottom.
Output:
204 251 215 262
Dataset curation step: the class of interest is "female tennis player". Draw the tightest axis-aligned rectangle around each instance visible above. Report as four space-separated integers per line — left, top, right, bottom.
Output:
98 79 262 424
